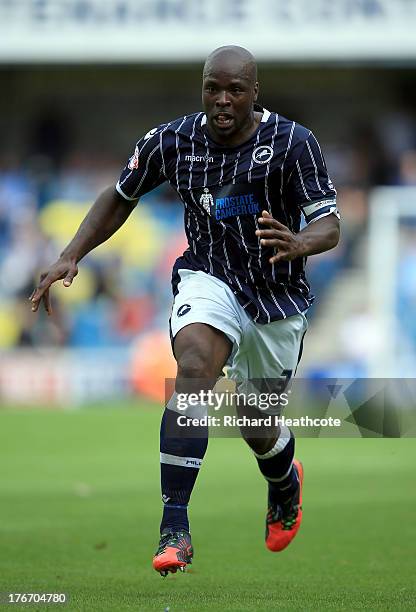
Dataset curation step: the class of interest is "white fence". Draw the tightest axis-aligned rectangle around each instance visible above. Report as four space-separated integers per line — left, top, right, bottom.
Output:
0 348 132 407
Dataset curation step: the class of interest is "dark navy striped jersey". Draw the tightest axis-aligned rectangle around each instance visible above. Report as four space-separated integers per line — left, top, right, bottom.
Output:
116 107 339 324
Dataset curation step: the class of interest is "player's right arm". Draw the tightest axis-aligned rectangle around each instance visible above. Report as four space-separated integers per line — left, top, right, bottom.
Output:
30 186 136 314
31 125 168 315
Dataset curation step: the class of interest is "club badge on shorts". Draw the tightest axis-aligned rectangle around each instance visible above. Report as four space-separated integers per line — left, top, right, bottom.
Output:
177 304 191 317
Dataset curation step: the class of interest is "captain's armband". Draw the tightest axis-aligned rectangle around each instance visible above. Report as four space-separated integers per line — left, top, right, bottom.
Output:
301 198 340 224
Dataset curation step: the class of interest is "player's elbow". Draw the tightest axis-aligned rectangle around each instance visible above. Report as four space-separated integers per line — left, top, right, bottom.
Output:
326 215 340 250
329 226 340 249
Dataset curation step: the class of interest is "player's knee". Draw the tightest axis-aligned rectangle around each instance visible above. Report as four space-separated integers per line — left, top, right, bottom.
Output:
177 350 216 381
242 435 277 456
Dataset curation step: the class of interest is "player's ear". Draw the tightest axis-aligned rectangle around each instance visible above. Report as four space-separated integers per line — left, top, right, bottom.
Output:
253 82 259 102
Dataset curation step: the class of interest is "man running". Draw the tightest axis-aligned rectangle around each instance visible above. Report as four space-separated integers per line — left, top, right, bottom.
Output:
31 46 340 576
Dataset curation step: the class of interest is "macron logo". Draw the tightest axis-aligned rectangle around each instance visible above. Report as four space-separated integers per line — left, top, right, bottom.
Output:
185 154 213 163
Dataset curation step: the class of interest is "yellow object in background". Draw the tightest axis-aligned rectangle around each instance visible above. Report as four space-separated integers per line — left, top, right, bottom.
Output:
39 200 163 270
53 265 96 305
0 306 20 348
38 201 89 242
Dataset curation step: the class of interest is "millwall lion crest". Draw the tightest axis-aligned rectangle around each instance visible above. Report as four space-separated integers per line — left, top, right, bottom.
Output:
200 188 213 215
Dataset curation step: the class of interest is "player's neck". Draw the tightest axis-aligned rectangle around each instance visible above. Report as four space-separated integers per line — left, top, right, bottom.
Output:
207 110 263 147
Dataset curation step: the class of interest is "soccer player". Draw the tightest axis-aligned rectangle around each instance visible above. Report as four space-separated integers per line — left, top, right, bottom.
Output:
31 46 340 576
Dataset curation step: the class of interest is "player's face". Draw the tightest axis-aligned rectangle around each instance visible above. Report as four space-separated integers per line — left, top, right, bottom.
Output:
202 68 259 145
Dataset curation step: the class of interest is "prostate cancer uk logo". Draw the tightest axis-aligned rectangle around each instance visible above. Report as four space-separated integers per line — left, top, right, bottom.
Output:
199 187 260 220
252 145 273 165
215 193 260 220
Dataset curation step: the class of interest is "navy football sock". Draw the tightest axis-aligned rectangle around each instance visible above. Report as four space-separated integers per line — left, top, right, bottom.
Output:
254 427 298 507
159 393 208 533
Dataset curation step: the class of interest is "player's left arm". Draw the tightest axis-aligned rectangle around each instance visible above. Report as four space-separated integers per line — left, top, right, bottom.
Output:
256 130 340 264
256 210 339 264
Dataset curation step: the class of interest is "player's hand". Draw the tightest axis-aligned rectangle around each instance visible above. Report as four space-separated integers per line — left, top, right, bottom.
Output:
29 257 78 316
256 210 304 264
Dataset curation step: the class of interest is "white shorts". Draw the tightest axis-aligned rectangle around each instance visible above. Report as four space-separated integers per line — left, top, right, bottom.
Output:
170 270 308 385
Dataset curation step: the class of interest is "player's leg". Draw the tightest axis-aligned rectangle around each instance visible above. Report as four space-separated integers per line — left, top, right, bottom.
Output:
229 312 307 552
153 269 242 575
154 323 231 576
159 322 231 535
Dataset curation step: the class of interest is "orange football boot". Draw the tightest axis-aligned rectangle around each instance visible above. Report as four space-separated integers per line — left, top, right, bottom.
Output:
153 529 193 577
265 459 304 552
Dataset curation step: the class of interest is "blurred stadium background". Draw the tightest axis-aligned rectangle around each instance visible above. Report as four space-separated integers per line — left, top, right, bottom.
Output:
1 1 416 407
1 3 416 611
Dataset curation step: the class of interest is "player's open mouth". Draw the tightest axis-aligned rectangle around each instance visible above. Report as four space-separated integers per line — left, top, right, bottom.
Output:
213 113 234 128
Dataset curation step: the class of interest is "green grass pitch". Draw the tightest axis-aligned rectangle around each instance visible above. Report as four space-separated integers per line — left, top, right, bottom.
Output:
0 404 415 611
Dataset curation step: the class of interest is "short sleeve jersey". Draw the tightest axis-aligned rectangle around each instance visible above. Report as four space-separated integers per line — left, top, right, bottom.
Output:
116 107 338 324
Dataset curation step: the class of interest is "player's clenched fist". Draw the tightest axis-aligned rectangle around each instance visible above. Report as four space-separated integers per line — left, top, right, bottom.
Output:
29 256 78 315
256 210 304 265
